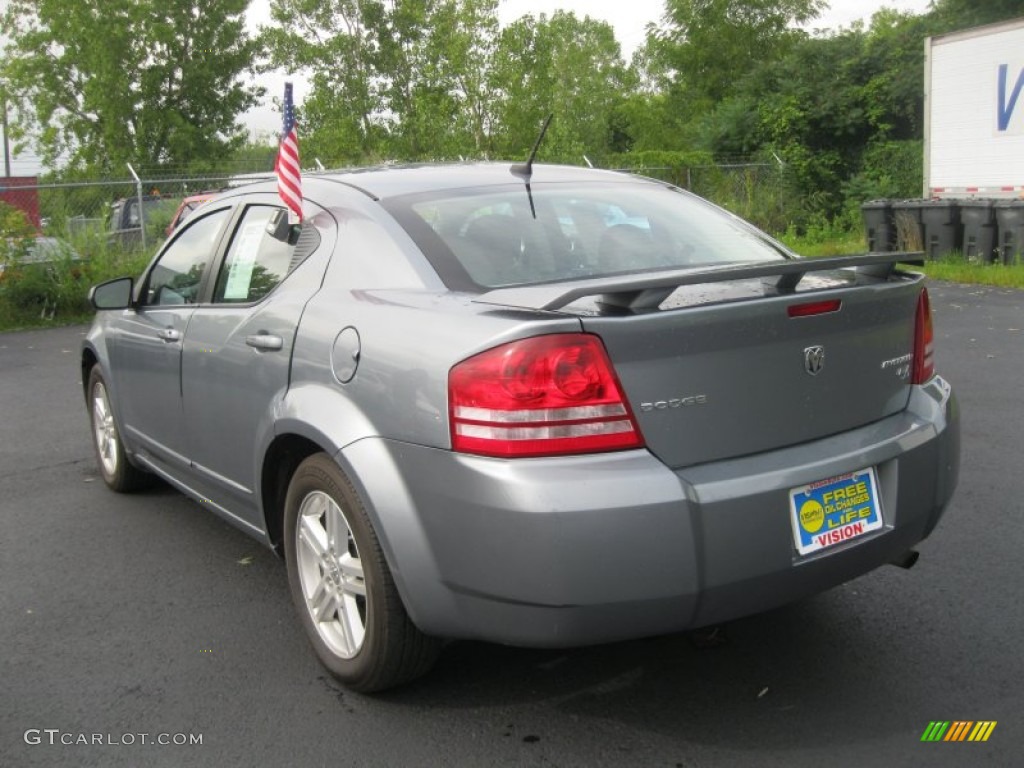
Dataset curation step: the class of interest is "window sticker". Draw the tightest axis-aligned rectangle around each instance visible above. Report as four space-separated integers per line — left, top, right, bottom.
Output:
224 220 266 300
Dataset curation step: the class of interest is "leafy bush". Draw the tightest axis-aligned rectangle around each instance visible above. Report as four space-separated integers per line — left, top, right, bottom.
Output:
0 229 152 328
841 140 923 216
1 202 35 239
1 248 87 318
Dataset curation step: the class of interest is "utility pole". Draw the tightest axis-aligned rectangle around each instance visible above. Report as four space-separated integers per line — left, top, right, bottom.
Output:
2 96 10 178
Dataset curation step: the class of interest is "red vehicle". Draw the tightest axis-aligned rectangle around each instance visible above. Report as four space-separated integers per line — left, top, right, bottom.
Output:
165 192 217 237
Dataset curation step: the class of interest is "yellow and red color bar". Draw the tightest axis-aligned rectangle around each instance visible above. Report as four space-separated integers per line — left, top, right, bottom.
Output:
920 721 997 742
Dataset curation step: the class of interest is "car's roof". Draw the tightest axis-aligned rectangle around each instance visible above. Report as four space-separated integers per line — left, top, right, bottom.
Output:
112 195 164 204
322 162 647 199
1 236 77 264
229 163 654 202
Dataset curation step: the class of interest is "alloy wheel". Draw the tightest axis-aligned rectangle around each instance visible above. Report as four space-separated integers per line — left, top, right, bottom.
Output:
294 490 367 658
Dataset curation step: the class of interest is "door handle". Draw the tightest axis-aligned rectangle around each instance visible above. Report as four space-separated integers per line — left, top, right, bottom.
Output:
157 328 182 343
246 333 284 351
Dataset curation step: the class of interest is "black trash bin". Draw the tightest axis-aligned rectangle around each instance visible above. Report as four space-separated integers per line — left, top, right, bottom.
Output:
959 199 998 263
919 199 962 260
890 200 925 253
994 200 1024 265
861 200 894 252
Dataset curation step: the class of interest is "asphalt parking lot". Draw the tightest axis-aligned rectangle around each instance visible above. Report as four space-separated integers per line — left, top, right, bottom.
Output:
1 280 1021 767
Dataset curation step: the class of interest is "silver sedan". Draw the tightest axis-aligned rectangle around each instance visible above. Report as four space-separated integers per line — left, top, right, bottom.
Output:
82 164 959 691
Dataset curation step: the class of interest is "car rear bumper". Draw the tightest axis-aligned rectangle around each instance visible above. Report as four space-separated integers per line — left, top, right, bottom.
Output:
339 376 959 647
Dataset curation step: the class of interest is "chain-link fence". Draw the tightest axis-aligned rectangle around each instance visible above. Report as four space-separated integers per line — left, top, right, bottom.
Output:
1 160 788 251
614 162 793 234
1 172 275 253
0 170 272 323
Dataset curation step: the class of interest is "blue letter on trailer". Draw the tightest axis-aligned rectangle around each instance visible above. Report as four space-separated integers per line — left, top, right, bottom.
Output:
997 64 1024 131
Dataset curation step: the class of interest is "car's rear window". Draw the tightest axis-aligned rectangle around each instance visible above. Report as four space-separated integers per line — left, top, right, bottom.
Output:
383 181 788 291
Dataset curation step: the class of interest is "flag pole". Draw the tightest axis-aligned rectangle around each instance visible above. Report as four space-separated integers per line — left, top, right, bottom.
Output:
275 82 303 223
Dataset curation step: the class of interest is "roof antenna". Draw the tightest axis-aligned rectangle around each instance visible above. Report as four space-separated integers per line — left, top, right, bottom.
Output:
511 113 553 178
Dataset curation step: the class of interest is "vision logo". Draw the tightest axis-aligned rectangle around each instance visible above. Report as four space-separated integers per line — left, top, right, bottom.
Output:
998 64 1024 132
921 721 997 742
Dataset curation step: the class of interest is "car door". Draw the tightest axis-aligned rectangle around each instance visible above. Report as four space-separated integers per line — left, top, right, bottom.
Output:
105 206 232 474
180 199 328 530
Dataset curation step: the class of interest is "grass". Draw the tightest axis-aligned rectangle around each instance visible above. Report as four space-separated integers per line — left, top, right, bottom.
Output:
912 256 1024 288
779 231 1024 289
0 302 95 332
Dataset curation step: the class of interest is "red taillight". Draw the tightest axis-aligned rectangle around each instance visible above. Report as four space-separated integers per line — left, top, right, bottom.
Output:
912 287 935 384
449 334 644 458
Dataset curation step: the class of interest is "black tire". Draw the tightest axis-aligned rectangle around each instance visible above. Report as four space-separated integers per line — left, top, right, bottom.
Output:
87 365 152 492
284 453 441 692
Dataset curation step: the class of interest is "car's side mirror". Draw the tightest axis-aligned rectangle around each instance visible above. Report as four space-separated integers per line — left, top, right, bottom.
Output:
89 276 134 310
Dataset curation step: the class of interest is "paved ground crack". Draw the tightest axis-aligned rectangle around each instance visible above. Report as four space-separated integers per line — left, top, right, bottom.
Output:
0 456 92 481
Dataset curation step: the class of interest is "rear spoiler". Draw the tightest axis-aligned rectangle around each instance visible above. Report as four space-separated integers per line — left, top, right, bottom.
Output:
474 252 925 312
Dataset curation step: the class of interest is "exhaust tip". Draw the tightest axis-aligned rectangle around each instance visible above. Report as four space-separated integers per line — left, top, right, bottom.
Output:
889 550 920 570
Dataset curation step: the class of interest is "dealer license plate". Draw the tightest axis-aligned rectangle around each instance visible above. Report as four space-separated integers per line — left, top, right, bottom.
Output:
789 468 883 556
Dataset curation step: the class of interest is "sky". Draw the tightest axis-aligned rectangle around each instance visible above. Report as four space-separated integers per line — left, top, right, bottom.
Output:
4 0 935 175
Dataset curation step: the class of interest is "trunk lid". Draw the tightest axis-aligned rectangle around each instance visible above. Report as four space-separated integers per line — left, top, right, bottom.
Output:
579 275 922 469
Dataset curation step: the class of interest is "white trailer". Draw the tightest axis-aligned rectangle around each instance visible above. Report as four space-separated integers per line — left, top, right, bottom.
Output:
925 17 1024 199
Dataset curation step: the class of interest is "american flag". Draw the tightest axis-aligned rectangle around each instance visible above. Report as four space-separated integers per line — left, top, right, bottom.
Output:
276 82 302 222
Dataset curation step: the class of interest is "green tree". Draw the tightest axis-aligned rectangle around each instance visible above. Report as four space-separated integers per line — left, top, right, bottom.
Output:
857 10 936 142
263 0 393 163
263 3 629 164
686 8 943 224
931 0 1024 30
618 0 826 164
0 0 262 172
612 34 696 154
376 0 500 158
263 0 501 163
227 140 280 174
437 0 501 153
653 0 826 108
490 11 632 163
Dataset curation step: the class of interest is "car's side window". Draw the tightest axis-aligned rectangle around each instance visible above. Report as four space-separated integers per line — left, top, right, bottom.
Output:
125 200 140 227
144 208 230 306
107 203 122 232
213 206 295 304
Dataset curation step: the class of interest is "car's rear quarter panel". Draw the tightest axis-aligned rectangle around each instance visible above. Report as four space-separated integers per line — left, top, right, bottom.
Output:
286 192 586 452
